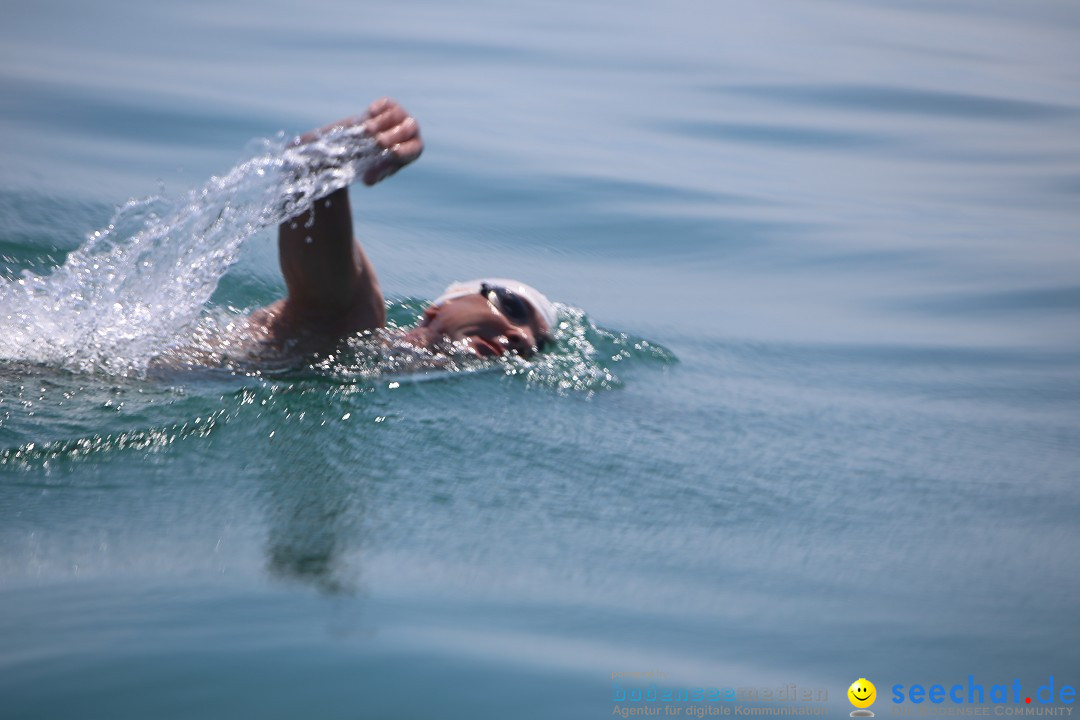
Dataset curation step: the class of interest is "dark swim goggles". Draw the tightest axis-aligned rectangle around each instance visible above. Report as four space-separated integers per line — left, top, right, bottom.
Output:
479 282 549 351
479 283 532 324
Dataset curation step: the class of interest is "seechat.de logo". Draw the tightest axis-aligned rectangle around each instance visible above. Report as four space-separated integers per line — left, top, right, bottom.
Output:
848 678 877 717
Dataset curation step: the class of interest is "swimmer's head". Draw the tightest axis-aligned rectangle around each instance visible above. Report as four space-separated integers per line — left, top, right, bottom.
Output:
403 278 557 359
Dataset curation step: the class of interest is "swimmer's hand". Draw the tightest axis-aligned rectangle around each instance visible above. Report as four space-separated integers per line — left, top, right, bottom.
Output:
360 98 423 185
290 98 423 186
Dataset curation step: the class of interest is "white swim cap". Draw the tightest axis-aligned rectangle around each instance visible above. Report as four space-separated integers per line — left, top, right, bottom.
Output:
433 278 558 335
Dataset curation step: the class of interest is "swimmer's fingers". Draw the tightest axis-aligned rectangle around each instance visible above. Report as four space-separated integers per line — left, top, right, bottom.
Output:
374 115 419 149
364 104 417 145
364 97 395 119
361 100 423 185
362 97 401 123
393 137 424 166
364 107 407 137
362 136 424 186
394 137 424 164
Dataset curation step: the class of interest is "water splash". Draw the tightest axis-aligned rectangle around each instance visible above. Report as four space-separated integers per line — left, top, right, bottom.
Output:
0 126 387 375
310 302 678 393
497 305 677 393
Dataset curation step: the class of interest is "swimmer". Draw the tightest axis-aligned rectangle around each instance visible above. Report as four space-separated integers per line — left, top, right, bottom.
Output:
245 98 556 362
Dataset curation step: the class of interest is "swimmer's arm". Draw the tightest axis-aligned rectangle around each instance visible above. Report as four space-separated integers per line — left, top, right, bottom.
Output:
277 186 385 332
276 98 423 333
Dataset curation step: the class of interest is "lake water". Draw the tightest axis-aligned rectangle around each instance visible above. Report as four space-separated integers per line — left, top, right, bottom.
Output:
1 0 1079 718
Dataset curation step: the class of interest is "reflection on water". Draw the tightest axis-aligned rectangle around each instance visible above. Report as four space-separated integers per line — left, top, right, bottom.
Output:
261 436 367 595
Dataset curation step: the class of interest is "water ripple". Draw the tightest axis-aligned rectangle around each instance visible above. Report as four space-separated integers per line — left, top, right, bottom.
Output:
722 83 1076 120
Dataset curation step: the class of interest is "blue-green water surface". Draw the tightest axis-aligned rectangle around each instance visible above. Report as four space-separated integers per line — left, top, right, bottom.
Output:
2 1 1079 718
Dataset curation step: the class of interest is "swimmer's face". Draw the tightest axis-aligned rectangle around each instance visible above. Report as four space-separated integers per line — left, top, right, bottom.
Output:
404 293 547 359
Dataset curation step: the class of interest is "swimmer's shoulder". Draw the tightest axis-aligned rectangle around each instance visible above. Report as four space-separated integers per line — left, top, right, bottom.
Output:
246 300 287 340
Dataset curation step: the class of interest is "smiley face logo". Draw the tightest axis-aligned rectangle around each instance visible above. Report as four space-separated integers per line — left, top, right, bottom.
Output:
848 678 876 709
